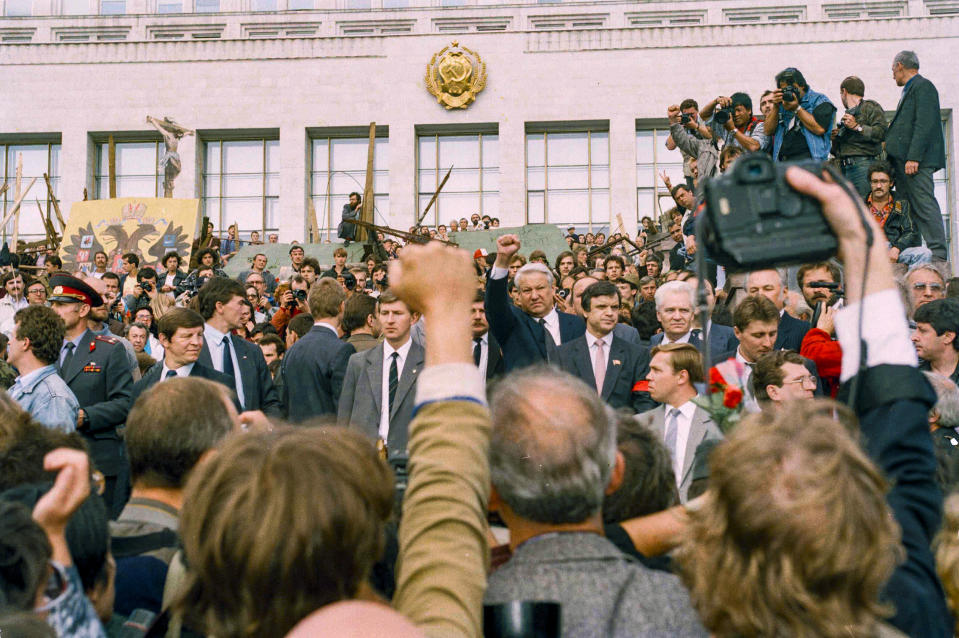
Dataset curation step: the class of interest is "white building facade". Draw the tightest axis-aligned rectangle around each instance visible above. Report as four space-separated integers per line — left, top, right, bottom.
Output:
1 0 957 256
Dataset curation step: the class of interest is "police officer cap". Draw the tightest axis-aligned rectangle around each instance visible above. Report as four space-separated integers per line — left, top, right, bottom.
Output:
48 273 103 307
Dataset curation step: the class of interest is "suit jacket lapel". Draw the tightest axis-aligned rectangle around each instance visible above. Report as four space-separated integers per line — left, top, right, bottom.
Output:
229 334 250 403
368 346 384 419
573 338 596 389
487 333 502 379
198 338 214 369
62 331 94 384
681 407 709 486
391 343 424 420
602 338 626 401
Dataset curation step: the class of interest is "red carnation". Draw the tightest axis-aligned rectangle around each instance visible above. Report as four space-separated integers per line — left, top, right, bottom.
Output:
723 386 743 409
709 367 724 387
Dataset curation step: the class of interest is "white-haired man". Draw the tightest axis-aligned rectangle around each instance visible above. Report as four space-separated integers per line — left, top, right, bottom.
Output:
650 281 702 350
485 235 585 372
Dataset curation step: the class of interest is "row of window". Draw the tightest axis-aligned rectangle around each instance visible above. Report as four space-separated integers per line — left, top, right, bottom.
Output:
1 130 950 241
3 0 565 16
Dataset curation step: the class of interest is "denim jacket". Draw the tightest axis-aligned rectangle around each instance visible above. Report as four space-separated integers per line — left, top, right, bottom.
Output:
773 87 834 161
9 364 80 432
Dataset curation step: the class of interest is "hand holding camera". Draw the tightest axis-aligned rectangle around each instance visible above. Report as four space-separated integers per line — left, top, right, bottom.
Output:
841 112 859 130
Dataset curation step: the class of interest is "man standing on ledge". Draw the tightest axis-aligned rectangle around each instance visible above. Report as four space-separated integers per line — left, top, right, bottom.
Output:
886 50 947 261
485 234 585 372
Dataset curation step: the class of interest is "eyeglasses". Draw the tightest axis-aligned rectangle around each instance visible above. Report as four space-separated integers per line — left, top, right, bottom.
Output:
782 375 817 388
913 283 944 292
27 288 46 295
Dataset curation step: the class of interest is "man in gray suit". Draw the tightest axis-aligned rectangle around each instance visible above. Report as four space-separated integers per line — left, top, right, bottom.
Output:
485 367 707 636
338 290 424 455
638 343 722 502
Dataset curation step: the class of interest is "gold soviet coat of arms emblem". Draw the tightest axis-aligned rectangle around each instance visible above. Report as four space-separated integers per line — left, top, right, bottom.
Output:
425 41 487 110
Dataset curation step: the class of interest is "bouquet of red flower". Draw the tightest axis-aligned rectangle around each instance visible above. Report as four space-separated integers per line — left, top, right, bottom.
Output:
692 358 747 434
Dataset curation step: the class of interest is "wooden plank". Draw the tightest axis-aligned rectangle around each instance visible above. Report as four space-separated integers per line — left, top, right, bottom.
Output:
358 122 376 243
43 173 65 231
108 135 117 198
0 177 37 233
307 197 320 244
12 154 22 249
416 165 452 228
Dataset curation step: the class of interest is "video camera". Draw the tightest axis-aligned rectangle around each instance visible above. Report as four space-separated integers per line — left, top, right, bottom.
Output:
700 153 837 270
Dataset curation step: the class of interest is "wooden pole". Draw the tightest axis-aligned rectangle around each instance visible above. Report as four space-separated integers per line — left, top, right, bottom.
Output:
307 197 319 244
12 154 22 250
0 178 38 231
43 173 65 232
416 165 452 228
358 122 376 243
108 135 117 198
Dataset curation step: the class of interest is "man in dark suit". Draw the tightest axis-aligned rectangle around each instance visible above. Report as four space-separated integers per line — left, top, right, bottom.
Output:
557 281 656 414
746 268 809 351
649 280 703 350
338 292 423 454
684 276 738 362
49 273 134 517
886 50 947 260
195 277 282 418
571 276 642 346
282 278 355 422
485 234 584 372
470 290 504 382
130 308 238 408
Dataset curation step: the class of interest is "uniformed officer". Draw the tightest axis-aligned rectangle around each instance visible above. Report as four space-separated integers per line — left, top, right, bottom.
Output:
49 273 134 518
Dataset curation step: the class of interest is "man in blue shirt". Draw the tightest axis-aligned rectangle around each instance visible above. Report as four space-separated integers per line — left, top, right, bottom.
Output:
7 304 79 432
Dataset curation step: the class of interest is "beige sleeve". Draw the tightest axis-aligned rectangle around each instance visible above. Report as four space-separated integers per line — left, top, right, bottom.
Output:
393 400 491 638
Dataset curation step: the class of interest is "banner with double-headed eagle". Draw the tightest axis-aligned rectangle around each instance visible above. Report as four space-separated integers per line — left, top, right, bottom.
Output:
59 198 200 273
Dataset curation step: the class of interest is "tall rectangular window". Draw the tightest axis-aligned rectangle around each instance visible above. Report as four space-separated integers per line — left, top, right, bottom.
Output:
94 141 163 199
195 0 218 11
417 133 498 228
526 130 608 229
100 0 124 13
61 0 87 13
310 135 389 236
636 128 684 229
252 0 275 10
0 143 60 242
202 139 279 237
156 0 182 12
4 0 32 15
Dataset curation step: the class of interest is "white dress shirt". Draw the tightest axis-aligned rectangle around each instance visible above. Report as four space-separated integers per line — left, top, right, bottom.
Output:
473 332 489 378
584 330 610 374
160 361 195 379
380 338 413 441
667 399 698 485
662 330 692 345
203 323 245 409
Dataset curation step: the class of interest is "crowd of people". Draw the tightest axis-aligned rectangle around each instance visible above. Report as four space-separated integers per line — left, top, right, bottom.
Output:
0 50 957 638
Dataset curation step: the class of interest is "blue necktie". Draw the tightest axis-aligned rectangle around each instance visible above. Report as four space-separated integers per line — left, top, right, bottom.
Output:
222 336 235 379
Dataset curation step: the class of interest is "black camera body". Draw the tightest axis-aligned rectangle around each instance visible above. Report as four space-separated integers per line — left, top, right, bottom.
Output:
714 107 732 125
680 112 692 125
140 281 153 292
701 153 837 270
557 288 569 300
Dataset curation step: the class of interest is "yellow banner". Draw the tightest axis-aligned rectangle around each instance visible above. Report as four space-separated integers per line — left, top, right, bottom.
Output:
59 198 200 273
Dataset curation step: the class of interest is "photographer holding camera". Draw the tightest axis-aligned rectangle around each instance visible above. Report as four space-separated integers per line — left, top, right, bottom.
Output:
766 67 836 162
700 92 766 152
831 76 887 199
270 274 310 338
666 98 712 189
